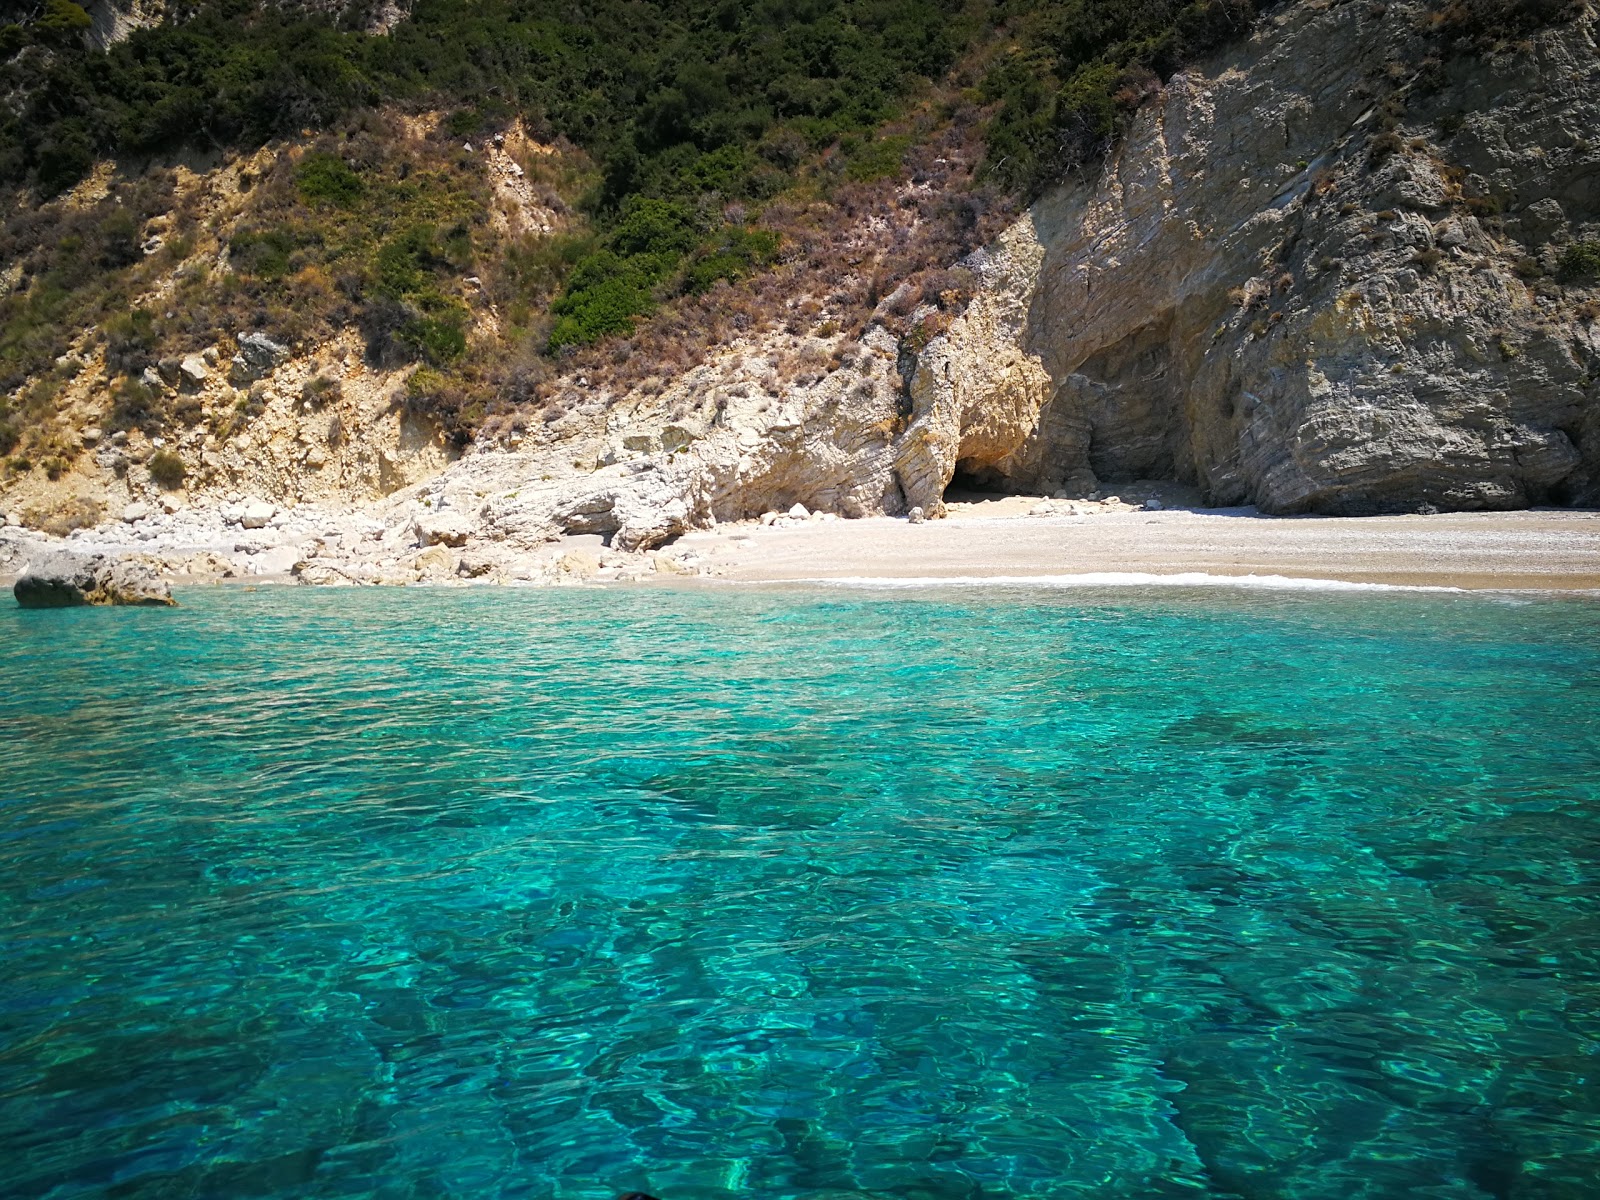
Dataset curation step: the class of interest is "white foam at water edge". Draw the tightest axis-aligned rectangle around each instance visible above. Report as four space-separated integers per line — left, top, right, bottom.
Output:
797 572 1468 593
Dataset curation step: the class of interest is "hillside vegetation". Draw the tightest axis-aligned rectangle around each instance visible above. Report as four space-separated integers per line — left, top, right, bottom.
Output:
1 0 1581 475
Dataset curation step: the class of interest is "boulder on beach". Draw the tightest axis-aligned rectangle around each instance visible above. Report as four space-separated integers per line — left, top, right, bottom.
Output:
13 549 175 608
240 500 277 529
414 510 473 548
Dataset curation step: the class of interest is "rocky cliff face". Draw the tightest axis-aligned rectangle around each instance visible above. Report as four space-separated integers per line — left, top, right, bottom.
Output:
905 0 1600 515
6 0 1598 572
420 0 1600 553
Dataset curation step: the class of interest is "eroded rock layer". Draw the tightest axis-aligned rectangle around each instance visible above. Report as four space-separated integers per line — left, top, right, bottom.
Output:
430 0 1600 548
907 0 1600 516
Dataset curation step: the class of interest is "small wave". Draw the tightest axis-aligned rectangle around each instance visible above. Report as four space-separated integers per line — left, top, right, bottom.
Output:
798 572 1467 593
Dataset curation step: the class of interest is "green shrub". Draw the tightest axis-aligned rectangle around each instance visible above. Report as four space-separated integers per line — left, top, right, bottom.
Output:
546 198 709 348
1556 240 1600 283
399 305 468 365
844 134 913 182
37 0 91 38
97 209 142 268
230 227 297 279
109 376 161 431
981 0 1261 196
373 225 463 298
682 228 782 294
548 254 660 349
147 449 186 488
103 308 157 374
34 118 96 197
0 24 30 59
403 365 484 447
609 199 701 261
295 152 364 208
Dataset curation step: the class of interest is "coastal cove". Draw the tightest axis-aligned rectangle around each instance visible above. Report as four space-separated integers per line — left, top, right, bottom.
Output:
4 584 1599 1198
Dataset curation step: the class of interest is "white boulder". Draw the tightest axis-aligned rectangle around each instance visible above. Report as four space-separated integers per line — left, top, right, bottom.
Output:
178 354 209 387
414 510 473 548
240 501 277 529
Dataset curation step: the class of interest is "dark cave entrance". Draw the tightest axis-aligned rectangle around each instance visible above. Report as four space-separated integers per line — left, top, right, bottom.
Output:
943 462 1019 503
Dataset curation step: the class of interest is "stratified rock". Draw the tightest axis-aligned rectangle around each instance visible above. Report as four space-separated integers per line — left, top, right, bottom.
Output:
292 560 360 587
14 550 175 608
892 1 1600 515
540 465 699 551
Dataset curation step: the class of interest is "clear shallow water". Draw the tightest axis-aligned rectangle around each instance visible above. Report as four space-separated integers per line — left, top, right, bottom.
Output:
2 584 1599 1200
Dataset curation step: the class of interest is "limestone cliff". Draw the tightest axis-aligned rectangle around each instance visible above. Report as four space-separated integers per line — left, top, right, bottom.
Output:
902 0 1600 515
415 0 1600 556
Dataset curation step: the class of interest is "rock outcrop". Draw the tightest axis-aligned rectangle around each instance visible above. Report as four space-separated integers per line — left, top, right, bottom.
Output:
229 333 291 384
404 0 1600 546
900 0 1600 515
14 550 175 607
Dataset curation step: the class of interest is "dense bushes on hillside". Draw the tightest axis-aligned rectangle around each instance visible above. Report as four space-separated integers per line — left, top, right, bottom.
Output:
978 0 1259 196
1 0 994 360
1 0 969 200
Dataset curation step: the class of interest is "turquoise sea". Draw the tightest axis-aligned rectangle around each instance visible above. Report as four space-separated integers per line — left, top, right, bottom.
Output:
2 583 1599 1199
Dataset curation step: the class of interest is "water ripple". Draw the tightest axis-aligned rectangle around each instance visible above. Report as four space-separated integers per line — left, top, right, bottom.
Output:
2 585 1599 1198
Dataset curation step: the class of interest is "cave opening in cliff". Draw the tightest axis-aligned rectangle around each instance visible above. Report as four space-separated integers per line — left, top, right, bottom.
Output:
944 463 1020 503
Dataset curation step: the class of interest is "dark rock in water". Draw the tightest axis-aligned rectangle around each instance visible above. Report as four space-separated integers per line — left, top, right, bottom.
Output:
14 549 175 608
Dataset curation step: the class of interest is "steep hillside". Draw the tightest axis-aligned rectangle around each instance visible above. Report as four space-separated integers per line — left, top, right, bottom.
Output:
1 0 1597 581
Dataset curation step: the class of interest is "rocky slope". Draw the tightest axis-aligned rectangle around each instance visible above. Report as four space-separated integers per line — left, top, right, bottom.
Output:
412 0 1600 552
4 0 1599 583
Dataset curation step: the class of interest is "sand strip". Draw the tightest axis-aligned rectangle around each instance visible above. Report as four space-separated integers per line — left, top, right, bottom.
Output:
676 507 1600 592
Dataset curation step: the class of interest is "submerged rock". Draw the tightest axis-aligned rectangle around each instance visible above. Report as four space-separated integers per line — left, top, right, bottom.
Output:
14 550 175 608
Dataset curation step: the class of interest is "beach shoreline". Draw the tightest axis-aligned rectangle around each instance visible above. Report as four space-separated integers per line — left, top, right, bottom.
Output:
5 503 1600 594
675 506 1600 593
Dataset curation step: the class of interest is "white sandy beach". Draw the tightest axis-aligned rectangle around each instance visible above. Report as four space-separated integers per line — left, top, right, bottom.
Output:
675 504 1600 592
6 500 1600 593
